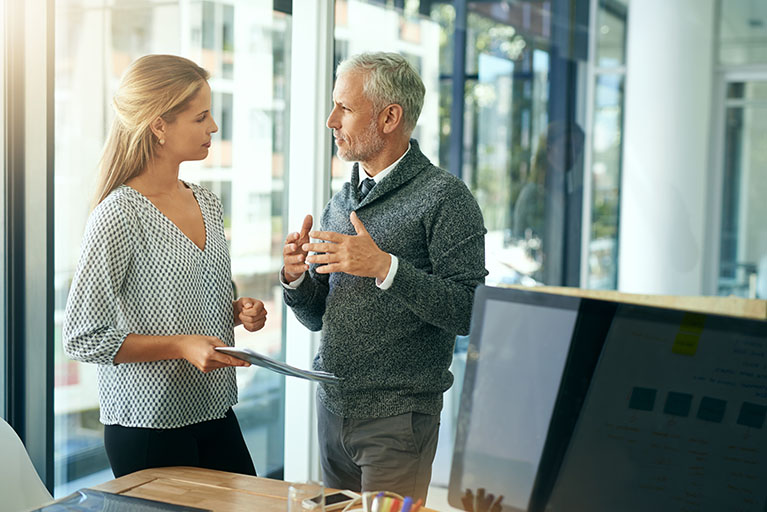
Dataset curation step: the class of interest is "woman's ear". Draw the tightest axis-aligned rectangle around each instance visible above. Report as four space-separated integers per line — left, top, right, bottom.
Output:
149 117 167 143
380 104 404 135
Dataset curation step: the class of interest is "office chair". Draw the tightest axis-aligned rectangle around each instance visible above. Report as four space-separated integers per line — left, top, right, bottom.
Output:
0 417 53 511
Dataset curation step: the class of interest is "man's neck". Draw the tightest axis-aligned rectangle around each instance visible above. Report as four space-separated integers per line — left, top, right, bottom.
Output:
360 137 410 177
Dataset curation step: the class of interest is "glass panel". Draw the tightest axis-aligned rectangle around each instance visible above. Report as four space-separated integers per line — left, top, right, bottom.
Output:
587 73 624 290
332 1 588 505
54 1 290 495
719 0 767 66
596 0 628 68
726 80 767 101
0 0 6 414
718 86 767 298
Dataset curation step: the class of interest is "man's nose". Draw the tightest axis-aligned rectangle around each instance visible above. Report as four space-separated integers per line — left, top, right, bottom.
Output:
326 107 340 129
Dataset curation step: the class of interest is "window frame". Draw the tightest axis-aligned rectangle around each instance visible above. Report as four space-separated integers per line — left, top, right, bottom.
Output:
283 0 335 483
3 0 55 490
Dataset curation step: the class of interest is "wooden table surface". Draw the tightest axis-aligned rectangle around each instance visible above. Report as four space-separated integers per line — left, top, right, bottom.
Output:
89 466 438 511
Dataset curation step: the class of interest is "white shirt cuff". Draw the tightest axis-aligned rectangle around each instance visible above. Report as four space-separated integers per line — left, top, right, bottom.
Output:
280 267 306 289
376 255 398 290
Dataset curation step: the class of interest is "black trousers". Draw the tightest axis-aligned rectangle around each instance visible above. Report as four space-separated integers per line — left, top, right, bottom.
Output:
104 408 257 478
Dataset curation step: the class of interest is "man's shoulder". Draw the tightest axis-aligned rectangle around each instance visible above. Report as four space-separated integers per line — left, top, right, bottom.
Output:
403 140 466 189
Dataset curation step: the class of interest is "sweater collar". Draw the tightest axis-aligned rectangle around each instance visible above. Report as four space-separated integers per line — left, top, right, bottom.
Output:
352 138 430 206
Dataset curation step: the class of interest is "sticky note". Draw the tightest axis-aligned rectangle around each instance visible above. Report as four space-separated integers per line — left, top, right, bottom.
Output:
672 332 700 355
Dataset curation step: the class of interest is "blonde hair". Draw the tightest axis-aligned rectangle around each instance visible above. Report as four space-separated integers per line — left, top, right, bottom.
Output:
94 54 210 205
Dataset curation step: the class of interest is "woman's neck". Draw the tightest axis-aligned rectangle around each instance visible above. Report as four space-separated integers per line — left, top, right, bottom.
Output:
128 157 182 196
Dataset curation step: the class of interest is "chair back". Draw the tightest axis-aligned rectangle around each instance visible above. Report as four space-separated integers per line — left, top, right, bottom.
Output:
0 418 53 511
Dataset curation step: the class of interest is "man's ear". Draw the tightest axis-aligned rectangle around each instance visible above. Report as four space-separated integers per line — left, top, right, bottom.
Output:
380 104 404 135
149 117 167 141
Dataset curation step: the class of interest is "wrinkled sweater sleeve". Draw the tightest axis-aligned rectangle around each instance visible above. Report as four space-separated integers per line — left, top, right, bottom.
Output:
385 179 487 335
63 198 134 365
283 267 330 332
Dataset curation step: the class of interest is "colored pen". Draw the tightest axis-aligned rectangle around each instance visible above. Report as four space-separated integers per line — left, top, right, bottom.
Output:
400 496 413 512
410 498 423 512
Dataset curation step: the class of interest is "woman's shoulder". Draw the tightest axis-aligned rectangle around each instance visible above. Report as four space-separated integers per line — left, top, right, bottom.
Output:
90 185 140 227
183 180 222 208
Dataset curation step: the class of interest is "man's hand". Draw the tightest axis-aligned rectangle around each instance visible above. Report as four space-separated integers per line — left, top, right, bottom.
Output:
304 212 391 281
233 297 267 331
283 214 313 282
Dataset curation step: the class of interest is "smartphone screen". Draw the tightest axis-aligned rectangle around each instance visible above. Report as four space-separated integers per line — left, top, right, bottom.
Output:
310 492 355 509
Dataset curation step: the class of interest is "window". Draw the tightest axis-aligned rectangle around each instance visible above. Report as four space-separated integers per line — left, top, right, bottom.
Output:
717 81 767 297
332 0 590 492
586 0 628 290
54 1 291 495
0 0 6 416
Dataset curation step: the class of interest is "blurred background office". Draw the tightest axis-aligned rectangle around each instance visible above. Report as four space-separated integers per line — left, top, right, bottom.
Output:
2 0 766 508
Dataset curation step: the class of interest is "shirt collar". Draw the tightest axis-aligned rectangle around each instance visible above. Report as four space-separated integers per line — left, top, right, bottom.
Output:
359 143 411 186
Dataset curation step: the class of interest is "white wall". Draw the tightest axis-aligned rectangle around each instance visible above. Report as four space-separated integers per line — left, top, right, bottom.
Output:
619 0 716 295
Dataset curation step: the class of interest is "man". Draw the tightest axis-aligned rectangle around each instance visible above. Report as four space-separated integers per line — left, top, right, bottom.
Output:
281 52 487 501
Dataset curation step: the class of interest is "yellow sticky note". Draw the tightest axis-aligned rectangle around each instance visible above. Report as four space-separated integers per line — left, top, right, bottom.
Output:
680 312 705 335
672 331 700 355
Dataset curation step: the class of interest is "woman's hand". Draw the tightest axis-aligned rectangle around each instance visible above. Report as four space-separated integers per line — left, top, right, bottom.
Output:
178 335 250 373
233 297 267 332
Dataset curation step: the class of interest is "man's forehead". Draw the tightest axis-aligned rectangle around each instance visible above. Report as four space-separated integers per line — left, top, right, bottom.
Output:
334 71 366 97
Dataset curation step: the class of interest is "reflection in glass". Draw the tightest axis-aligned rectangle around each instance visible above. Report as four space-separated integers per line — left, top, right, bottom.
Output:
596 0 628 68
718 81 767 298
718 0 767 66
588 73 624 290
54 0 290 495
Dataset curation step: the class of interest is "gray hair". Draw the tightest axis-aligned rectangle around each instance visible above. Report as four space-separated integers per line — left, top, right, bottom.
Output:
337 52 425 134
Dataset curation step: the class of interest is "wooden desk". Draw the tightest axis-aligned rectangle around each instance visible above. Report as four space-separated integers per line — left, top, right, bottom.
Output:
89 467 437 512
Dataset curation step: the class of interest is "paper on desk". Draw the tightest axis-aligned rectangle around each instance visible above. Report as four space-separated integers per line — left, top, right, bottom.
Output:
215 346 343 385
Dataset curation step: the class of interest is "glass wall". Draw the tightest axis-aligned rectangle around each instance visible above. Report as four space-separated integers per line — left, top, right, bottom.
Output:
716 0 767 298
717 81 767 297
0 0 5 416
53 0 290 495
332 0 591 489
719 0 767 66
586 0 628 289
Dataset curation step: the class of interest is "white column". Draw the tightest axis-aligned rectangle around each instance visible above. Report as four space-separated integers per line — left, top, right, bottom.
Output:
618 0 715 295
284 0 334 483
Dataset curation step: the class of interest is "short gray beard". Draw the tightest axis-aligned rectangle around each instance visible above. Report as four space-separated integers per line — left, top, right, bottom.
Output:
337 117 385 163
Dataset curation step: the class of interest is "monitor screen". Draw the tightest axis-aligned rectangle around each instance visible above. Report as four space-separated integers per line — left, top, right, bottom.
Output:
449 285 767 512
448 286 583 510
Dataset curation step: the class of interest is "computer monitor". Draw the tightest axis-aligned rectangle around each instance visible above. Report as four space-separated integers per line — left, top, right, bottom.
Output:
449 285 767 512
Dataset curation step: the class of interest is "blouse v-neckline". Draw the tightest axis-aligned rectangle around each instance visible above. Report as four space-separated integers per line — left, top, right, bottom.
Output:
121 182 208 253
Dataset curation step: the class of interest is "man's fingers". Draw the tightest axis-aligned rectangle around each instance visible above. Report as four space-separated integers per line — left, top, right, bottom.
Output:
308 230 345 242
349 211 368 235
306 253 335 265
302 242 340 253
299 214 313 238
285 253 305 264
314 263 342 274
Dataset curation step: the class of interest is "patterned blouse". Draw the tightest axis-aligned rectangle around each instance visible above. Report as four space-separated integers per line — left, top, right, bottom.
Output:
63 182 238 428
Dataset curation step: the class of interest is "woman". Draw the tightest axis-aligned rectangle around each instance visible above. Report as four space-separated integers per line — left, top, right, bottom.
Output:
63 54 265 477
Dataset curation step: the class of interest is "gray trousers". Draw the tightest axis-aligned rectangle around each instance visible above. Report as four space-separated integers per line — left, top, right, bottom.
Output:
316 396 440 502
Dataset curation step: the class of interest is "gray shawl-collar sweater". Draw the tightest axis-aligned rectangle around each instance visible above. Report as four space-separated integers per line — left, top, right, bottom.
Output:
284 139 488 418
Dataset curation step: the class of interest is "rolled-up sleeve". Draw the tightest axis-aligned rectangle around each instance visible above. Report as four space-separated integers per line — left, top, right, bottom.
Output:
63 199 134 365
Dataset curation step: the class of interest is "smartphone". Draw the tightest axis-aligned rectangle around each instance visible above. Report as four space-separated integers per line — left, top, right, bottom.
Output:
306 490 359 511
